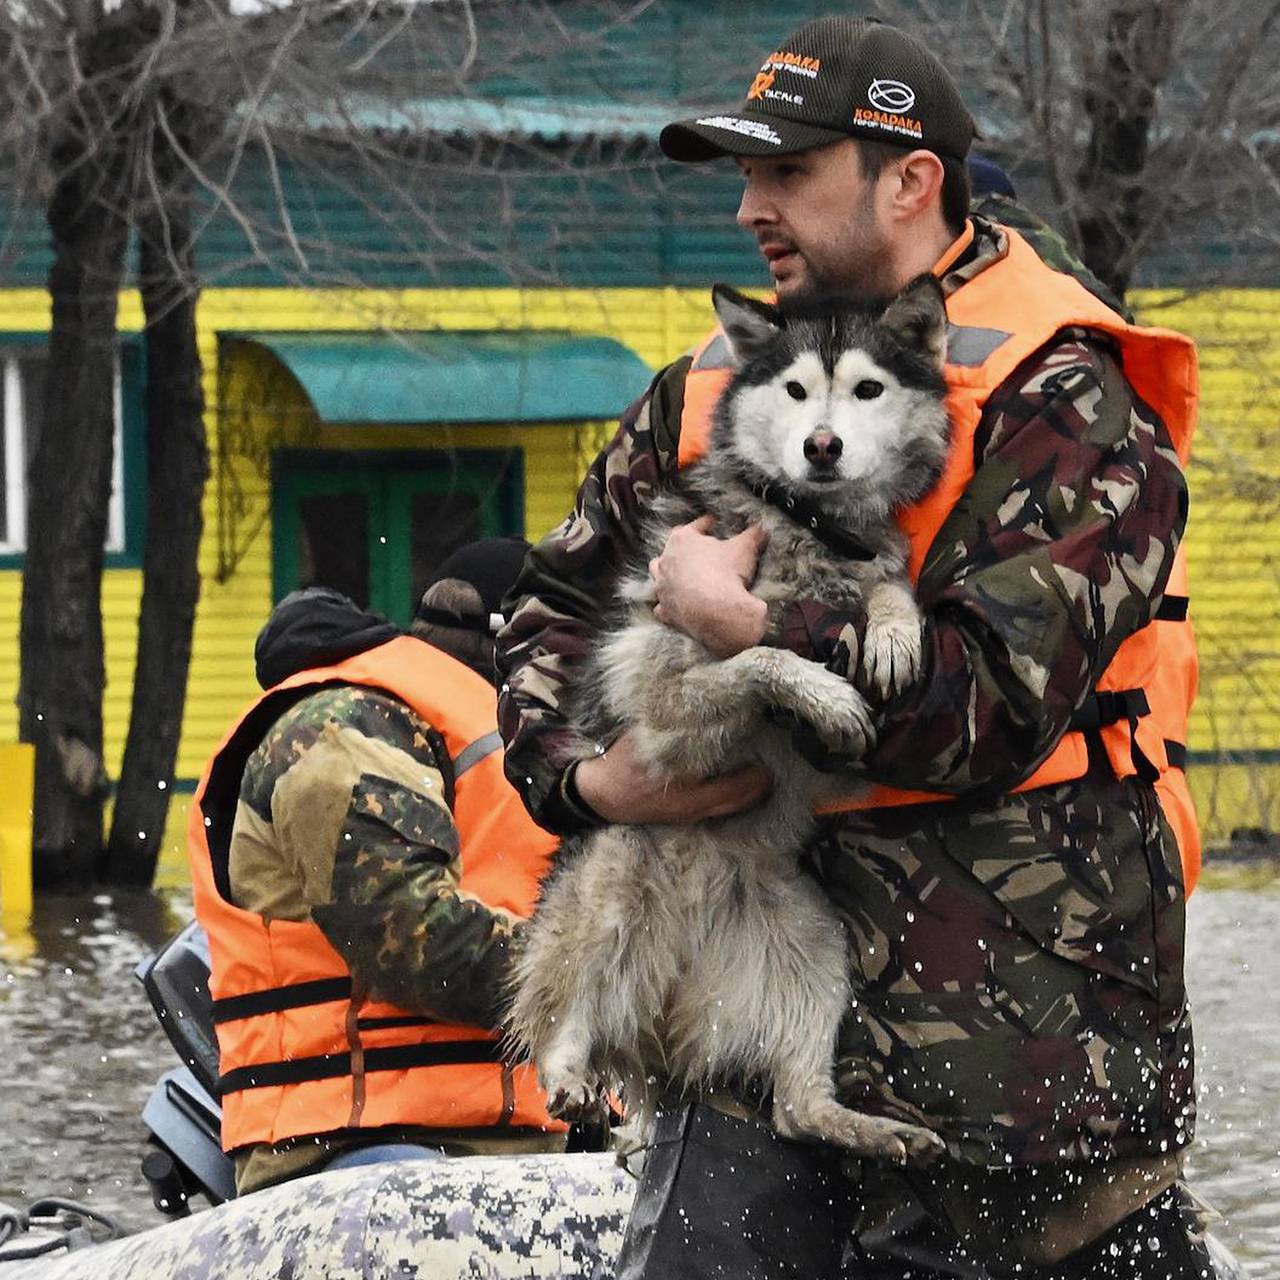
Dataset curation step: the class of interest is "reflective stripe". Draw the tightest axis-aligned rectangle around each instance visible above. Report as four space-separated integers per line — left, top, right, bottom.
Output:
691 333 733 372
211 976 353 1025
453 730 503 779
219 1040 506 1094
946 322 1013 367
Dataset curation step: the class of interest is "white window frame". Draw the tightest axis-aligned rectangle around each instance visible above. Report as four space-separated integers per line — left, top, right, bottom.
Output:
0 348 125 555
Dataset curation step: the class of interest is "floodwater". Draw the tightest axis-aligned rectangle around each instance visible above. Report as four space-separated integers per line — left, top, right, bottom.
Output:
0 881 1277 1272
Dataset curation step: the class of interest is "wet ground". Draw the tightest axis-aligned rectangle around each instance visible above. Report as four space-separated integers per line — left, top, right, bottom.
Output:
0 880 1277 1271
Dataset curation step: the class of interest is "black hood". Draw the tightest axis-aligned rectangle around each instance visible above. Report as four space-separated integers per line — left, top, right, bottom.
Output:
254 588 402 690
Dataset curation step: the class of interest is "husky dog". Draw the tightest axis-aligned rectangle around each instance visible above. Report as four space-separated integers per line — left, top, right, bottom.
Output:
508 276 952 1164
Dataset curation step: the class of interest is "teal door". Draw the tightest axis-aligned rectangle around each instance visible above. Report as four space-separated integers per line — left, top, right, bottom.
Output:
273 450 522 628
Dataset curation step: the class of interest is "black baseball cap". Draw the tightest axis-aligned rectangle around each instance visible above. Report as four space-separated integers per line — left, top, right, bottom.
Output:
661 17 975 164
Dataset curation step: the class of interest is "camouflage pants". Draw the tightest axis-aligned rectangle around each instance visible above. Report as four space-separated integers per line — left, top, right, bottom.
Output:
842 1170 1216 1279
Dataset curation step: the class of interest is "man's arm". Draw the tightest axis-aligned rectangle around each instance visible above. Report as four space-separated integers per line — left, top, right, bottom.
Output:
233 686 519 1029
780 336 1188 793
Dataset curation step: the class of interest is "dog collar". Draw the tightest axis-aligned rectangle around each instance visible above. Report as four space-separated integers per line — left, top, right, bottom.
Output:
742 474 877 563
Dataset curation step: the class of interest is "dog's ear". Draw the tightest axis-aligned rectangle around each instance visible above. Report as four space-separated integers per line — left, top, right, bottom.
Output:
711 284 784 366
879 274 948 369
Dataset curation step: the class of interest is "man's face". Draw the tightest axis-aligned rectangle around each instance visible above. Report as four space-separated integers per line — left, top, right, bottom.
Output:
735 139 895 301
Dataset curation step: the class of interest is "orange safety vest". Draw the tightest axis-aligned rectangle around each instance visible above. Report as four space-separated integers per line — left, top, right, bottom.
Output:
678 226 1202 892
187 635 565 1152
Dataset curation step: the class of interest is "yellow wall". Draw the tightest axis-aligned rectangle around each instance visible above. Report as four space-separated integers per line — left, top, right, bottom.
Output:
0 285 709 786
2 284 1280 845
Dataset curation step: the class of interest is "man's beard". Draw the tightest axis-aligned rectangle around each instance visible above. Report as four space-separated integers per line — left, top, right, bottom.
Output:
792 188 896 302
800 235 897 303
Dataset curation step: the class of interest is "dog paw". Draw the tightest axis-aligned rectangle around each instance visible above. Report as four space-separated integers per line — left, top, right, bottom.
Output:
833 1114 945 1166
861 612 923 700
543 1073 607 1123
806 675 877 758
776 1097 944 1166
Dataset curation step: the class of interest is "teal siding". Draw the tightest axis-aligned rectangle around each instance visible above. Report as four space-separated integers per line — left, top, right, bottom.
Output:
0 0 1272 291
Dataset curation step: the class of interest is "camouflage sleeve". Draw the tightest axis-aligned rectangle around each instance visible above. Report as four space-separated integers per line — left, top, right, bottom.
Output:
496 358 691 831
238 686 519 1030
780 335 1188 794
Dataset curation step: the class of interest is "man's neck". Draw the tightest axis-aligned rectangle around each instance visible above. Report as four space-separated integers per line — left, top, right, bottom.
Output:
892 216 964 289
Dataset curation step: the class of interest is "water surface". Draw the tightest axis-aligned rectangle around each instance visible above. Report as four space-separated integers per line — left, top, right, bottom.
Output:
0 883 1275 1271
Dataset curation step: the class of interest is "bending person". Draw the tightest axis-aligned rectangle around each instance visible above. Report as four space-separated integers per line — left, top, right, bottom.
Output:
189 538 564 1194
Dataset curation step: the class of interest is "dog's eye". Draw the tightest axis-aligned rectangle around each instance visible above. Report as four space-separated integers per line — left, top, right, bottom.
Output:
785 381 807 401
854 379 884 400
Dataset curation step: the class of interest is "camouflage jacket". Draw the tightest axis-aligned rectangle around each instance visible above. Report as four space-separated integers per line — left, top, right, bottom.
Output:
497 218 1195 1170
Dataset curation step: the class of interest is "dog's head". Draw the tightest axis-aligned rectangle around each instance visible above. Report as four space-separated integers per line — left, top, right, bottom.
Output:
709 276 952 521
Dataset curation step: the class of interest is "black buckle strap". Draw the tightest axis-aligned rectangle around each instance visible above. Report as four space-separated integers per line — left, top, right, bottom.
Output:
1069 688 1160 785
1068 688 1150 732
211 976 353 1025
1155 595 1189 622
219 1039 506 1095
1164 740 1188 771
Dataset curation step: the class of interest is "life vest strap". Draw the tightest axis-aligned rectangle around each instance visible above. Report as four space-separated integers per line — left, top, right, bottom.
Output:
1164 740 1188 771
219 1039 505 1094
1155 595 1189 622
1068 688 1150 732
211 976 354 1025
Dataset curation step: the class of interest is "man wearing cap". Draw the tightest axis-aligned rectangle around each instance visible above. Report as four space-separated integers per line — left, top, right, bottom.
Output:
498 14 1207 1280
187 540 566 1194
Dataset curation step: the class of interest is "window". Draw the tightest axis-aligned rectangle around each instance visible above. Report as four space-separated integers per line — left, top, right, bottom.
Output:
0 347 125 555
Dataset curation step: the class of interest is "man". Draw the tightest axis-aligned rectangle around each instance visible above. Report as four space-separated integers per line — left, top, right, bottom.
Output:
497 16 1207 1278
188 538 565 1195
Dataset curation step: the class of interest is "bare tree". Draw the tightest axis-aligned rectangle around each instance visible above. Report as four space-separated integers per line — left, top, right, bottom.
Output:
103 7 213 885
12 4 147 886
853 0 1280 297
1 0 677 887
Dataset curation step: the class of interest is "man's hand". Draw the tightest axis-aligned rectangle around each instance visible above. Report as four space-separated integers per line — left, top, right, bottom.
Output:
651 515 769 658
573 732 772 825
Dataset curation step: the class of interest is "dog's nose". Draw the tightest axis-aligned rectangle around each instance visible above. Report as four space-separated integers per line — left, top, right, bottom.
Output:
803 430 843 467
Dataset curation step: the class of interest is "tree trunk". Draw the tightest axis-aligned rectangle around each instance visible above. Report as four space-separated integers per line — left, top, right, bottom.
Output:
18 27 138 890
1076 1 1183 300
103 159 209 887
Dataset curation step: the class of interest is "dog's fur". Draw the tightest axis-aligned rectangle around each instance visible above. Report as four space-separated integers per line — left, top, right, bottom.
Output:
507 276 952 1163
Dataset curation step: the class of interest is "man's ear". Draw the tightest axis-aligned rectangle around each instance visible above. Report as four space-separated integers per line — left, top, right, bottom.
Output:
880 274 948 368
711 284 784 366
890 150 946 224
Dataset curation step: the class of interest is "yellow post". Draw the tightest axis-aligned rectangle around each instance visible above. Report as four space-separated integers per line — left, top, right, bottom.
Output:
0 743 36 920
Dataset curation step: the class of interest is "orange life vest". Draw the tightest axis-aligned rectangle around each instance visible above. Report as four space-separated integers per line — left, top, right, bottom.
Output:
187 635 565 1152
677 226 1202 892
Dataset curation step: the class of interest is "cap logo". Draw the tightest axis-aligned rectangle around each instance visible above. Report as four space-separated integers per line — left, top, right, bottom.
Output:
760 50 822 79
695 115 783 147
747 69 777 101
868 79 916 113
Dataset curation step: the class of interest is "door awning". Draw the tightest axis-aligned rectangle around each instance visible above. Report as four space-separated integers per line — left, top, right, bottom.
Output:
224 330 653 425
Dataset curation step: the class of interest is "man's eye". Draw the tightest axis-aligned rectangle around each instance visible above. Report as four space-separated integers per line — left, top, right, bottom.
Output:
854 380 884 400
786 381 807 401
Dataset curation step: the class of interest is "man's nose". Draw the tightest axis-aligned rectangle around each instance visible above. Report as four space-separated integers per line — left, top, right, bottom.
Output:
736 179 773 230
